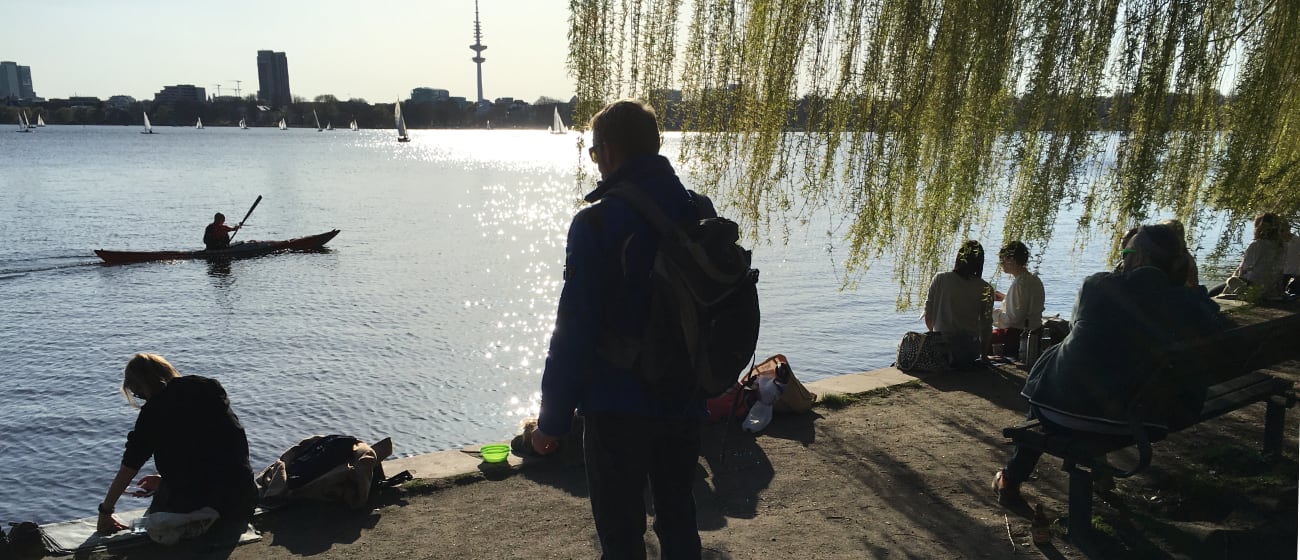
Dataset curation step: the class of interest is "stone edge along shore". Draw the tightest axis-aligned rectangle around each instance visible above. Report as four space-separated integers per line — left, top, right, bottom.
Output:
384 365 920 479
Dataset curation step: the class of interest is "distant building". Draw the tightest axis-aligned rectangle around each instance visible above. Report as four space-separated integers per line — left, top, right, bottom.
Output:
256 50 292 108
107 95 137 109
68 96 102 107
0 60 36 100
492 97 514 106
411 88 450 103
154 84 206 105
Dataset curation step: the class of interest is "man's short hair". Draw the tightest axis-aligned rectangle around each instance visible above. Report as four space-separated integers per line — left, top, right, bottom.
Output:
214 212 226 222
589 100 661 157
998 241 1029 266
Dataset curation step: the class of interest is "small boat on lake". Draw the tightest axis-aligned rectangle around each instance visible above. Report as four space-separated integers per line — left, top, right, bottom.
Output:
549 107 567 134
95 230 341 265
35 114 45 127
326 121 333 131
141 112 154 134
278 118 288 130
195 117 204 129
395 101 410 142
349 119 358 131
16 113 31 133
239 118 248 130
314 110 323 132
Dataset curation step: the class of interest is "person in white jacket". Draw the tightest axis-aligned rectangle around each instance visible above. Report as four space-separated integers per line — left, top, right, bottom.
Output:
991 241 1045 358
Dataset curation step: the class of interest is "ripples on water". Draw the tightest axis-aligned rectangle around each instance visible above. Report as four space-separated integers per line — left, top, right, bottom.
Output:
0 126 1201 523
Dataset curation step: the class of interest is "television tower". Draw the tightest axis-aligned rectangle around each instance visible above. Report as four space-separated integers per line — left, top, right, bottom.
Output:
470 1 487 104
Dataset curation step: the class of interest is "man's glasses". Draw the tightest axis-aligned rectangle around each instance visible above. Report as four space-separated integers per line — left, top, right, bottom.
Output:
588 144 601 164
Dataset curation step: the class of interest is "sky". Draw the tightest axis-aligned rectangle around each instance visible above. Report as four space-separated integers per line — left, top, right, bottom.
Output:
4 0 575 103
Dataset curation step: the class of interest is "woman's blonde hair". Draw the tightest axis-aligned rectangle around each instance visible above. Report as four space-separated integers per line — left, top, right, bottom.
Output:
121 353 180 407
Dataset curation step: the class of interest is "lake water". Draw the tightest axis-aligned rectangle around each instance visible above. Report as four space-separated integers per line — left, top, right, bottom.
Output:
0 125 1208 523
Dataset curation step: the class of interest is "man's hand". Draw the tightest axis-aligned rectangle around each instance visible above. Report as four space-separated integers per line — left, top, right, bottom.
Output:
531 429 560 455
97 511 127 534
994 290 1006 302
127 474 160 497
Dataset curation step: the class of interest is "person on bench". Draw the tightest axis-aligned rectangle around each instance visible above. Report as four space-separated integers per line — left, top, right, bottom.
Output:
992 223 1222 509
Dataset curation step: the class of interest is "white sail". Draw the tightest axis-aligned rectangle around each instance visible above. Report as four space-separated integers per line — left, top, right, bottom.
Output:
551 108 566 134
326 121 333 131
143 112 153 133
36 114 45 127
239 118 247 129
278 118 287 130
23 111 33 129
395 101 409 142
195 117 203 129
314 110 322 131
350 119 358 131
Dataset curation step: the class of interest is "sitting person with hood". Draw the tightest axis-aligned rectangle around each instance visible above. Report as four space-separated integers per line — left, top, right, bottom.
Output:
993 223 1221 507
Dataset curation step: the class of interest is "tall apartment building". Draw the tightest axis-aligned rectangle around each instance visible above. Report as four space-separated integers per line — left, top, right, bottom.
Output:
0 61 36 100
256 50 292 108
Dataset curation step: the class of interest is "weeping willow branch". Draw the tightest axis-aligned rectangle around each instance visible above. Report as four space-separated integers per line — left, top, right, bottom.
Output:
568 0 1300 308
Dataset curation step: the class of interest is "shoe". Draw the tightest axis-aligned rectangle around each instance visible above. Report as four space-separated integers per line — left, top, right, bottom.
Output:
993 470 1033 516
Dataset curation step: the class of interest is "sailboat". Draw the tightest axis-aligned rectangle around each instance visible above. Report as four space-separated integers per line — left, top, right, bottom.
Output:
395 101 410 142
314 110 322 132
325 121 333 131
278 118 288 131
141 112 154 134
349 119 358 131
549 107 567 134
238 118 248 130
23 111 35 129
36 114 45 127
15 114 31 133
195 117 204 129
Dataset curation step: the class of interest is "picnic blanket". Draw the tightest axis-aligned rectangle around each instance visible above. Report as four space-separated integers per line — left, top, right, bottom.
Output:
37 508 260 556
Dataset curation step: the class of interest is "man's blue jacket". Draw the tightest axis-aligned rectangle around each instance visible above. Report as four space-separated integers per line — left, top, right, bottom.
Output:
537 154 709 436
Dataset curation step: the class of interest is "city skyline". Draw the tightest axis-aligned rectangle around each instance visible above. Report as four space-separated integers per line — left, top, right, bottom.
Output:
6 1 574 103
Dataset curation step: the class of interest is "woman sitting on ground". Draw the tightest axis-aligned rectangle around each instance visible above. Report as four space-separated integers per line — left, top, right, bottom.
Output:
96 353 258 536
924 240 994 367
993 223 1221 508
1220 213 1286 298
991 240 1045 357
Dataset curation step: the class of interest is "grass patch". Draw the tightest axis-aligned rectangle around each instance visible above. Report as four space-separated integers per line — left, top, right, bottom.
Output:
815 380 922 410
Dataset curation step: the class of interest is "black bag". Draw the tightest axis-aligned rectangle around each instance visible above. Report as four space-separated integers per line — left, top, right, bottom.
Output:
599 185 761 399
895 331 951 372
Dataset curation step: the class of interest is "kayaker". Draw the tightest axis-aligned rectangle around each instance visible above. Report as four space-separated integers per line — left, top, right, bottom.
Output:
203 213 241 251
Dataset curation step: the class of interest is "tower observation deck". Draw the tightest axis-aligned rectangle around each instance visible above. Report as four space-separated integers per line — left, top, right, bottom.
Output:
470 1 487 104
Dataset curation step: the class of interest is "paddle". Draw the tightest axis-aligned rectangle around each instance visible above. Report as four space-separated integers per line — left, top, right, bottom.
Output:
226 195 262 245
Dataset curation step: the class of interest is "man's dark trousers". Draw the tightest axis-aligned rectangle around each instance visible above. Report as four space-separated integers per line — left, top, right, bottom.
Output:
584 412 702 560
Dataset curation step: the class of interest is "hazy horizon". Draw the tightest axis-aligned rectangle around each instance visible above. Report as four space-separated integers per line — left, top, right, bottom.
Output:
6 0 574 104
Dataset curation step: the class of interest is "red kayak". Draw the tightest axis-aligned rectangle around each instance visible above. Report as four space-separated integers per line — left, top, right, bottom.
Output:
95 230 340 265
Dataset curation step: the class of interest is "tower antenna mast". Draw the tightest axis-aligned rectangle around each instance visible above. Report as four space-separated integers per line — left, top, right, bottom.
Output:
470 1 488 104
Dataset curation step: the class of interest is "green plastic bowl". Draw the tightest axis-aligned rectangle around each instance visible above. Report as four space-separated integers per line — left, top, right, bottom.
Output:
480 444 510 463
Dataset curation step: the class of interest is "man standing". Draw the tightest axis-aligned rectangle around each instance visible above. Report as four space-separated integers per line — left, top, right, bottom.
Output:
991 240 1045 357
203 212 241 251
532 100 709 559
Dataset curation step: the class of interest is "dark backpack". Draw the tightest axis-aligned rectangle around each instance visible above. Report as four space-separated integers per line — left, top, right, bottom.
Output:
598 185 760 399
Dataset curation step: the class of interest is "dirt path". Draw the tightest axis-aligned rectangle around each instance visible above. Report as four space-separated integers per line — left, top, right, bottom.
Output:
68 359 1297 560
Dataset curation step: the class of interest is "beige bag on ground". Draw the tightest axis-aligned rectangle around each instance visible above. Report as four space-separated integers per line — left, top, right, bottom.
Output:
257 435 392 509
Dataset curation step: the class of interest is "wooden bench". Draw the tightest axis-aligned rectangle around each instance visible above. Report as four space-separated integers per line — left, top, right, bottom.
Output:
1001 322 1299 541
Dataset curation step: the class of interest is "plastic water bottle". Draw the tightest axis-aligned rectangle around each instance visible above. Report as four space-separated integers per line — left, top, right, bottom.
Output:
742 376 785 433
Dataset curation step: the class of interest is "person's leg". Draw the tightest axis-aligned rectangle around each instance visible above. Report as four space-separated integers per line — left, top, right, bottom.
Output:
584 413 651 560
648 417 702 560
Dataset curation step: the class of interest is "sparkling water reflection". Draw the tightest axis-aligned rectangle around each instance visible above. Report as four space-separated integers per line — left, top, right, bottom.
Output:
0 126 1190 523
